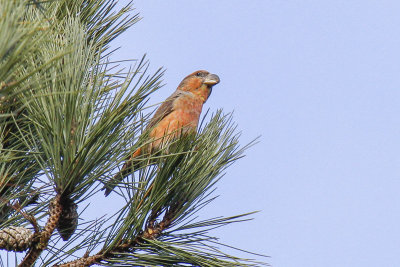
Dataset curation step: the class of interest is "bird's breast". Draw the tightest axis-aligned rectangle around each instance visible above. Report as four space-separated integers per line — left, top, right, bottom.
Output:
149 95 204 149
166 96 203 132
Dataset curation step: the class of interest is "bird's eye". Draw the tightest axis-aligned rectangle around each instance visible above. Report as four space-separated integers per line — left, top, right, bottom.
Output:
196 72 203 77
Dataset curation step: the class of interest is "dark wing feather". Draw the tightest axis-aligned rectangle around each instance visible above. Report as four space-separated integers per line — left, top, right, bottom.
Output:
103 90 185 196
146 90 185 130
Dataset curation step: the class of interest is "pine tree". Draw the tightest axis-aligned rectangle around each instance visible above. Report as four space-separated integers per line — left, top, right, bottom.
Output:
0 1 265 266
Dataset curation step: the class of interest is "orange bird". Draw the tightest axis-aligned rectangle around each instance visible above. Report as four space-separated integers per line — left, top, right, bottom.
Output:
103 70 220 196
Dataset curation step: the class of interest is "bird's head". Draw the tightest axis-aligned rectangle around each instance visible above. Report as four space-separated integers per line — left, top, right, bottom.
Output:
177 70 220 102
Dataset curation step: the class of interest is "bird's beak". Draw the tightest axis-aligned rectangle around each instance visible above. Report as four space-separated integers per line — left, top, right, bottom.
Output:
203 73 220 85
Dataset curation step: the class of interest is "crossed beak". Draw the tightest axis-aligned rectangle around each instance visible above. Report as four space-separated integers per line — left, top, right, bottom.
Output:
203 73 220 85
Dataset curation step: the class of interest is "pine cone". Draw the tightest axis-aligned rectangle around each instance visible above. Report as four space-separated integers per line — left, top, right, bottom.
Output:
0 226 33 252
56 198 78 241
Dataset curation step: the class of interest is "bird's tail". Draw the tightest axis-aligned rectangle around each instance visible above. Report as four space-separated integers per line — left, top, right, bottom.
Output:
103 148 142 196
103 161 132 196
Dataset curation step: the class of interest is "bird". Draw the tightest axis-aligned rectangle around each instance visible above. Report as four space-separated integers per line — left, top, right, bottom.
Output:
103 70 220 196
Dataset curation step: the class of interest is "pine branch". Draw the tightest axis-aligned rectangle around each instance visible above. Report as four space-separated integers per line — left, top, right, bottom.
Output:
0 1 266 266
53 201 178 267
49 112 263 266
19 194 62 267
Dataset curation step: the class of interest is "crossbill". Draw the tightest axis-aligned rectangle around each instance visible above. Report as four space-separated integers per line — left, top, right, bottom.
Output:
103 70 220 196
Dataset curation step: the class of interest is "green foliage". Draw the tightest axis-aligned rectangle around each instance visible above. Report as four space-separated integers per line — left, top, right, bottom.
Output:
98 111 263 266
0 0 266 266
0 0 55 227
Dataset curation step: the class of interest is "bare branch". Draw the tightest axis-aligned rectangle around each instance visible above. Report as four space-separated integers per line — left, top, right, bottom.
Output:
19 195 62 267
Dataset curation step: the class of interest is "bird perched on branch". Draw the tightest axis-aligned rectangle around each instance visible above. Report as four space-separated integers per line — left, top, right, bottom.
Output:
103 70 220 196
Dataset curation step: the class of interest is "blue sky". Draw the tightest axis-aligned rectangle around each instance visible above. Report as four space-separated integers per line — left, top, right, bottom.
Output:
106 1 400 266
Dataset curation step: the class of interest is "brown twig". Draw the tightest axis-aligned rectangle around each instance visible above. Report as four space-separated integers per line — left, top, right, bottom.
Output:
0 81 16 91
19 194 63 267
53 204 178 267
10 202 40 233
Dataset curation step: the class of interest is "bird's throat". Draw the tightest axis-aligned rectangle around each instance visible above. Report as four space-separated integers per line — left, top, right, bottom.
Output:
194 85 212 103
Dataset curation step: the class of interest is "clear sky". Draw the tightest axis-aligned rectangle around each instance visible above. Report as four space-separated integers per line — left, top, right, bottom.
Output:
105 1 400 266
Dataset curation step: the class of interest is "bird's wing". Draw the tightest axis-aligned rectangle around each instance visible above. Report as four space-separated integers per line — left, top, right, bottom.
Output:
146 90 186 130
103 91 188 196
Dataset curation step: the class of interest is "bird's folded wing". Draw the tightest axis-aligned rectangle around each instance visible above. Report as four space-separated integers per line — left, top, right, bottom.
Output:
146 90 187 130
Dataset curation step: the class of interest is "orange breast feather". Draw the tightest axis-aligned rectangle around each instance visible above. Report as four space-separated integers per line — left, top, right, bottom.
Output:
149 94 203 150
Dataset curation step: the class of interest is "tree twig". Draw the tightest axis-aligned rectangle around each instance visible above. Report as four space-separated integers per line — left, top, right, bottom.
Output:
52 203 178 267
10 201 40 234
19 194 62 267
